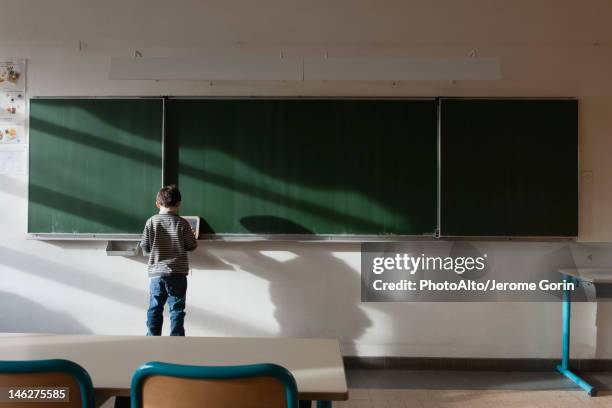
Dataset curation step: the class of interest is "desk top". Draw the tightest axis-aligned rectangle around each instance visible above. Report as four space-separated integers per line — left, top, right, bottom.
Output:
0 334 348 401
558 268 612 283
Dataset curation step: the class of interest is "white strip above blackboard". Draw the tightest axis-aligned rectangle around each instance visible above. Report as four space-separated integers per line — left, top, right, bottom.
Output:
109 56 501 81
110 56 303 81
304 57 501 81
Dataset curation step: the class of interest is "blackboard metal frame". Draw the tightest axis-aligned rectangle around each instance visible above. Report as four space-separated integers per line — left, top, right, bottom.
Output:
26 233 575 242
161 96 167 186
167 96 439 241
167 96 436 100
28 233 143 241
26 96 579 242
26 233 436 242
26 95 437 242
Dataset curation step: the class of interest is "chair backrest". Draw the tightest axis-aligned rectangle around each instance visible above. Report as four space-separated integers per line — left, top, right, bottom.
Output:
0 359 94 408
130 362 298 408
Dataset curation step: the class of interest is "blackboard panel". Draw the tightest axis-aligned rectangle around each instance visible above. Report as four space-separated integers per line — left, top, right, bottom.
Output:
169 99 437 236
440 99 578 237
28 99 163 234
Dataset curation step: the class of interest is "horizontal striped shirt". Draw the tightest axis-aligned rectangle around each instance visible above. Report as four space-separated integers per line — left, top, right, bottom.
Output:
140 211 198 277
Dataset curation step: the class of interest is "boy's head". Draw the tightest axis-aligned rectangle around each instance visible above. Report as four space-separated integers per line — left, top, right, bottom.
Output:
156 185 182 208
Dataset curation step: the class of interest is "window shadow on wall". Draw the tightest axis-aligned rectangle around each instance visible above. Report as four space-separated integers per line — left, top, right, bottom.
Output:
0 290 91 334
29 114 397 234
29 99 438 235
183 216 374 347
0 246 270 336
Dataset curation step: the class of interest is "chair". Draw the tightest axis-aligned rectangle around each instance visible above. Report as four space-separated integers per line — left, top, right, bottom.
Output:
0 359 95 408
130 362 298 408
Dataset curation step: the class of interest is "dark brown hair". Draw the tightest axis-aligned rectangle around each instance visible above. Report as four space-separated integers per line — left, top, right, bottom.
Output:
156 185 182 207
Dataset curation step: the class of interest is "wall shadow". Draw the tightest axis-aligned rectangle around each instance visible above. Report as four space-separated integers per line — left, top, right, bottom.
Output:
134 244 235 271
0 290 91 334
0 175 26 199
223 217 372 345
0 246 271 336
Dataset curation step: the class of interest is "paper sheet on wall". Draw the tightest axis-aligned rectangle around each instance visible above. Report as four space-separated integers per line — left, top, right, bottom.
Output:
0 145 27 175
0 91 26 124
0 60 25 92
0 124 25 144
0 123 25 144
0 59 26 144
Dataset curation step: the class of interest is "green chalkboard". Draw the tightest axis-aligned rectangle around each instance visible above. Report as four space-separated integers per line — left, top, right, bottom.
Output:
28 98 163 234
167 99 438 236
440 98 578 237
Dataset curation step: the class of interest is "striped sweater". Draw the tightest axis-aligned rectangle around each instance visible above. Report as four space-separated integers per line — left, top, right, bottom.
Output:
140 211 198 276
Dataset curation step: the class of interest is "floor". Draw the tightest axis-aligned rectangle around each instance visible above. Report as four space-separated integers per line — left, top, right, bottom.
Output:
108 370 612 407
333 389 612 408
347 370 612 391
335 370 612 407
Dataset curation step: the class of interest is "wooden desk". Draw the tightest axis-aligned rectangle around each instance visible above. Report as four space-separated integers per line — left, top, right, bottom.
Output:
559 268 612 284
0 334 348 406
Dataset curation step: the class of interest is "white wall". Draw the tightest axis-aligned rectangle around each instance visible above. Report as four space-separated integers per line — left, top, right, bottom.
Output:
1 0 612 358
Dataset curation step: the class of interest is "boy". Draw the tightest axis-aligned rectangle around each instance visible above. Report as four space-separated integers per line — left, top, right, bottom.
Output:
140 185 198 336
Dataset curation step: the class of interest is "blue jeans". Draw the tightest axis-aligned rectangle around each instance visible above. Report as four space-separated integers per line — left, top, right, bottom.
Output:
147 275 187 336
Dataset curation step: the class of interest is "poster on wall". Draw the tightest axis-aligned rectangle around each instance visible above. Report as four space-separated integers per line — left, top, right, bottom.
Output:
0 59 25 92
0 144 27 175
0 124 25 144
0 59 26 144
0 91 25 124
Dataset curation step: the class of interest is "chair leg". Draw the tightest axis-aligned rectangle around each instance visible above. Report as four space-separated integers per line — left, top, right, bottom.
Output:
114 396 131 408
